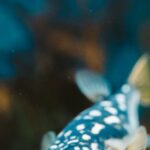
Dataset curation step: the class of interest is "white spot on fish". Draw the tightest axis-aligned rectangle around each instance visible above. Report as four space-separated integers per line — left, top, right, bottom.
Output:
115 94 127 111
64 139 68 143
115 94 126 103
79 130 85 134
55 140 60 144
76 124 85 131
82 134 91 140
74 146 80 150
91 143 99 150
104 116 121 124
83 115 93 120
63 145 69 149
104 107 118 115
64 130 72 137
70 136 76 140
100 101 112 107
67 139 79 144
59 143 64 148
91 123 105 134
82 147 89 150
89 110 101 117
79 142 86 145
50 145 58 149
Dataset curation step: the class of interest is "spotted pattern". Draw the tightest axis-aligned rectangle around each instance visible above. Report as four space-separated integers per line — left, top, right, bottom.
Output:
49 85 138 150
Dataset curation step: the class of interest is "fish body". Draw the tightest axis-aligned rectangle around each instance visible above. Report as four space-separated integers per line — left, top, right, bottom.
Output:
48 84 147 150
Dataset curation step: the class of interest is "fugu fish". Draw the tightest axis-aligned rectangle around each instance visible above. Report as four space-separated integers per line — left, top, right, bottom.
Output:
43 84 148 150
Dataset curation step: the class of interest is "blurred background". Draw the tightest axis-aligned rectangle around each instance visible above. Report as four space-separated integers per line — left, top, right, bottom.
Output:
0 0 149 149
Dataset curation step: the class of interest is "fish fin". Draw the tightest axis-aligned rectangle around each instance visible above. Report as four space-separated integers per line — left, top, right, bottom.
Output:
75 69 111 103
105 126 147 150
126 126 147 150
41 131 56 150
128 54 150 106
128 54 149 85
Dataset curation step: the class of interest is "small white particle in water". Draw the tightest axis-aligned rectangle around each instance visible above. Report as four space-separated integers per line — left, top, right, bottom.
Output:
82 134 91 140
64 130 72 137
89 110 101 117
104 107 118 115
76 124 85 131
104 116 121 124
91 123 105 134
91 143 99 149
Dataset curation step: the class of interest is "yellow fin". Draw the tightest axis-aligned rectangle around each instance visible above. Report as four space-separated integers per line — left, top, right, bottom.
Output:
128 54 150 106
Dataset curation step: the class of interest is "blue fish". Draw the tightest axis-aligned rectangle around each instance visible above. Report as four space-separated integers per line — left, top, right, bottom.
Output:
42 84 148 150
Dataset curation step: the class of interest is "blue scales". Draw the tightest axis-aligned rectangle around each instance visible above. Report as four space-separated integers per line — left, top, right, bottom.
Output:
47 84 147 150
